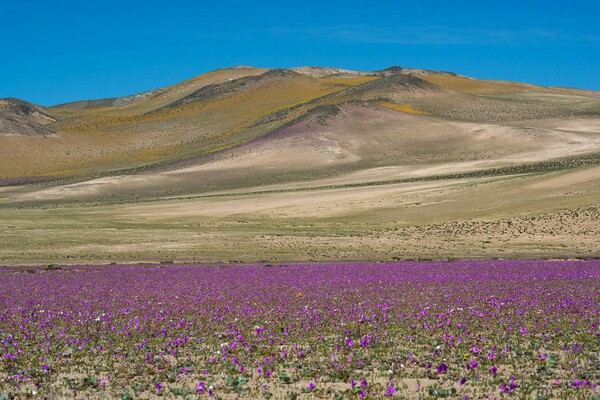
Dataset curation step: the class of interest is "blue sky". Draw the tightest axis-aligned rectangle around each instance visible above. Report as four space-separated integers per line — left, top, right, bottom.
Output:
1 0 599 106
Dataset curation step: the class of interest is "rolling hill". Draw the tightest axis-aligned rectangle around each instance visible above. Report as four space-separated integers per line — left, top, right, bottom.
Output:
0 65 599 265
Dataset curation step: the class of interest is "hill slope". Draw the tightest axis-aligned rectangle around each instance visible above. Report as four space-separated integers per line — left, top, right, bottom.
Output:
1 65 600 264
0 98 56 136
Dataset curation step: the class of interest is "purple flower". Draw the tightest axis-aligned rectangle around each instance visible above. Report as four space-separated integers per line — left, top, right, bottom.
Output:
155 382 162 392
459 377 467 385
437 363 448 374
308 382 316 390
490 366 497 374
361 380 368 389
500 380 519 394
385 385 396 396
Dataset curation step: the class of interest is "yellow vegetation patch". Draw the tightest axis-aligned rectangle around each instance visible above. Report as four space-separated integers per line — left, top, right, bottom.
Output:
421 74 545 94
377 102 430 115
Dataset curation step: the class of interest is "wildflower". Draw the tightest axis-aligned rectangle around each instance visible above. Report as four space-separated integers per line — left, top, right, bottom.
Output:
500 379 519 394
385 385 396 396
155 382 162 392
520 327 528 336
490 366 497 374
308 382 316 390
437 363 448 374
459 377 467 385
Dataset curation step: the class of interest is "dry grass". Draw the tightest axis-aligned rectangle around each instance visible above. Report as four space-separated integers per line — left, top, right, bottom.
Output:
376 101 431 114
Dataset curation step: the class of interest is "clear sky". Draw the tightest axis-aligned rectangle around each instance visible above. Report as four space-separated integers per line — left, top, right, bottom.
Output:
1 0 599 106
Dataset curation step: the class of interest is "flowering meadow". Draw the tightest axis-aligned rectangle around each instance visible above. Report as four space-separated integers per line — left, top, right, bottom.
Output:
1 260 599 399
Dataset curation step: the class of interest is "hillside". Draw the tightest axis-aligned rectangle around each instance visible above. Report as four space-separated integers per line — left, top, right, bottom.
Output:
0 98 56 136
0 65 599 264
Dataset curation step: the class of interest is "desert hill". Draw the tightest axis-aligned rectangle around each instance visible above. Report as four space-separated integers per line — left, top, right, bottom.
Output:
0 98 56 136
1 65 599 184
1 65 599 264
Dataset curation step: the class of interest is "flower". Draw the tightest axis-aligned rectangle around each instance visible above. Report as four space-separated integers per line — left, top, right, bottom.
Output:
500 379 519 394
308 382 316 390
437 363 448 374
155 382 162 392
385 385 396 396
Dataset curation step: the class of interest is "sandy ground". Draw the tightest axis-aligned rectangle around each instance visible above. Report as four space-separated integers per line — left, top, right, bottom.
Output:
1 162 599 265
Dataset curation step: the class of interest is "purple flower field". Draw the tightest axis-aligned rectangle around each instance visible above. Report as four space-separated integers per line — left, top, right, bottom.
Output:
1 260 599 399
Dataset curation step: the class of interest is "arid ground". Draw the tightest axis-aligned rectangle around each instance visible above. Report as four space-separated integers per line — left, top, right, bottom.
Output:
1 66 600 265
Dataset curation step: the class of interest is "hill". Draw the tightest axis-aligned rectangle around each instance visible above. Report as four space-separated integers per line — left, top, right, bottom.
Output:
0 98 56 136
0 65 599 264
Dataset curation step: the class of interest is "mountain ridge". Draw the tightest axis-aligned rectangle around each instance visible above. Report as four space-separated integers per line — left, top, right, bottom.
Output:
1 64 600 183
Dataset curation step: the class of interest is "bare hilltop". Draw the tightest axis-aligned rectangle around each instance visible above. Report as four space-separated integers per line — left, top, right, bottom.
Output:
1 65 599 264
